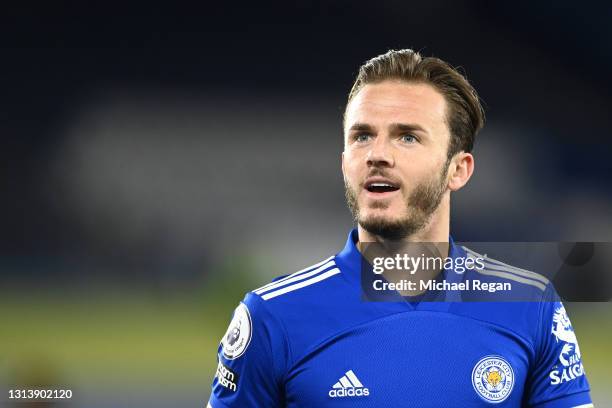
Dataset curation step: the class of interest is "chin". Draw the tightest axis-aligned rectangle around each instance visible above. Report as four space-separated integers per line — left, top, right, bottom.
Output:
360 213 403 228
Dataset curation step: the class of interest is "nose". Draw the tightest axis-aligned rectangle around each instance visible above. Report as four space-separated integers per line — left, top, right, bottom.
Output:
366 136 394 167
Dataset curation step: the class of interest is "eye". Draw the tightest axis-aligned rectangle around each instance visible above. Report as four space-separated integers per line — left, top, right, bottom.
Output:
400 134 417 143
354 133 371 143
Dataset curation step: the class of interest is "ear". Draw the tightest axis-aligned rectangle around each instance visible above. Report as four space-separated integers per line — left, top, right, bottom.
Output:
447 152 474 191
341 151 346 180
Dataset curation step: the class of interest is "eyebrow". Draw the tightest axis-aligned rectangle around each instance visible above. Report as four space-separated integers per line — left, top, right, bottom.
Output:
348 122 428 134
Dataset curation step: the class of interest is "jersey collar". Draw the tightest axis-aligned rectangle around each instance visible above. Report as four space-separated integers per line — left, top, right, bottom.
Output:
335 228 467 307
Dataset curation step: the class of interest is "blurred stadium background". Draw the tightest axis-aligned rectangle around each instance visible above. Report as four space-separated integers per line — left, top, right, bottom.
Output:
1 2 611 406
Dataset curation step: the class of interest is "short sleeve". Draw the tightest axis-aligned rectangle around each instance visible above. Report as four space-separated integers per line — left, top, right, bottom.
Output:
526 286 592 407
207 292 289 408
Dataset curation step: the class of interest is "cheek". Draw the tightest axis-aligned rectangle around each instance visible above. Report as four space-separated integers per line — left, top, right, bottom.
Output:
399 157 443 182
397 163 428 186
343 154 363 179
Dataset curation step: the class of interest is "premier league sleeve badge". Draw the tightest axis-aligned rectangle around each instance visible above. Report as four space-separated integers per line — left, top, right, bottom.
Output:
221 303 253 360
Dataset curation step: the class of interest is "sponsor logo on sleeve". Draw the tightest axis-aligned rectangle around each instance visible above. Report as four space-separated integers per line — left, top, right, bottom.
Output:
549 304 585 385
216 361 239 392
221 303 252 360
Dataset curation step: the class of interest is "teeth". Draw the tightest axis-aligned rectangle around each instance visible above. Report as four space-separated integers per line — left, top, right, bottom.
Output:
371 183 392 187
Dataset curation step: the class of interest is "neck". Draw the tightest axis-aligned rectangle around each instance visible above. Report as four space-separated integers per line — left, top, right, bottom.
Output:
356 199 452 297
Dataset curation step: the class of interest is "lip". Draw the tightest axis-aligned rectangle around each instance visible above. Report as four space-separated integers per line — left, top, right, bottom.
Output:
364 176 400 187
364 189 400 199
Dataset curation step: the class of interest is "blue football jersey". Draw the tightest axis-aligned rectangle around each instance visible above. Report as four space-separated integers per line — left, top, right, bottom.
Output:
207 230 592 407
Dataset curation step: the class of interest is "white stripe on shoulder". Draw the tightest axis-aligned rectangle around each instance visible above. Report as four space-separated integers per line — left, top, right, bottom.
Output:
480 261 550 285
261 268 341 300
473 268 547 291
206 402 213 408
463 246 550 285
253 256 334 294
254 259 336 295
572 404 594 408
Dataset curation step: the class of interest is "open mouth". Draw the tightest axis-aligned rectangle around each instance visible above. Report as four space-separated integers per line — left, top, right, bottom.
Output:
364 181 400 193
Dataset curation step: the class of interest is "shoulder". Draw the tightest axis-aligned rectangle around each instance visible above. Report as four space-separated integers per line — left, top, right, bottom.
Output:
460 245 553 300
453 245 559 346
231 255 353 370
236 254 347 336
248 255 345 304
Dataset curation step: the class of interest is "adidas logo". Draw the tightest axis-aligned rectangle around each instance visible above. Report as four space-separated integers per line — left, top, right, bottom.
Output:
328 370 370 398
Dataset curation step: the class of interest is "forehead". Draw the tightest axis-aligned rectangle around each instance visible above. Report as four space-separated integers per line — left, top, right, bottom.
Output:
345 80 448 133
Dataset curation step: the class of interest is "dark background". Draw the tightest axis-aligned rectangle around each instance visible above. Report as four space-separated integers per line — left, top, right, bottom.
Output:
1 2 611 407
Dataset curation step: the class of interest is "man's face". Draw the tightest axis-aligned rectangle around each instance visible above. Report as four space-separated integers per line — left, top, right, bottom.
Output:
342 80 452 240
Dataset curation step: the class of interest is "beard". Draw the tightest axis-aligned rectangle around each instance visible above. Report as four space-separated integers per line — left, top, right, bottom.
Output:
344 164 449 241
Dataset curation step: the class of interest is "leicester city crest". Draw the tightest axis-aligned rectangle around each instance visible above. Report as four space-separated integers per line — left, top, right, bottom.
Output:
221 303 252 360
472 355 514 403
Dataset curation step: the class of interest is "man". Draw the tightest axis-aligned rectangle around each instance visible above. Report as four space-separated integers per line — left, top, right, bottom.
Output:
207 50 592 407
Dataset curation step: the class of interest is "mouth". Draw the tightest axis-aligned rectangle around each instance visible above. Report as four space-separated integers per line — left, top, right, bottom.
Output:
364 178 400 196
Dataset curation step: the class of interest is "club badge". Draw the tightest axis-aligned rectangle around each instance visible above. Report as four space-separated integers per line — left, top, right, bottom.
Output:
472 355 514 403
